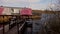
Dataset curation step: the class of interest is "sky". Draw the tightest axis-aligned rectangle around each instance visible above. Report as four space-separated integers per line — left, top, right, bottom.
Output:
0 0 58 10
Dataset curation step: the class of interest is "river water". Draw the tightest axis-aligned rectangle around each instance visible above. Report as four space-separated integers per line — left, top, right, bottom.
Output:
32 13 60 34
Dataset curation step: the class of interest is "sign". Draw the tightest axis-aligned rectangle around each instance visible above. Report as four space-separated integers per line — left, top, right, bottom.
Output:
20 8 32 15
0 7 4 15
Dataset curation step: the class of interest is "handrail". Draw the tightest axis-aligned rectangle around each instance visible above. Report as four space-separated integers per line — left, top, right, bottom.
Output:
19 22 25 30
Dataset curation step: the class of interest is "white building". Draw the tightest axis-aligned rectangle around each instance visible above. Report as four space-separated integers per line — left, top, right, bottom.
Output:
0 6 22 15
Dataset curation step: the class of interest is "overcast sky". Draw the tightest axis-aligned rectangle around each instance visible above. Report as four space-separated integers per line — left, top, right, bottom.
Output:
0 0 58 10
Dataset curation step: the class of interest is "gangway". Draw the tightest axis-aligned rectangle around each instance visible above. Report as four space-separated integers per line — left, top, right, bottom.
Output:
0 15 33 34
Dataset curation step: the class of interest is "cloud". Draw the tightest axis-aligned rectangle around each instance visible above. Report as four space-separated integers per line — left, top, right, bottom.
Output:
1 0 58 10
0 0 48 10
0 0 41 7
2 0 40 3
2 0 27 3
28 0 40 3
0 0 30 7
29 4 48 10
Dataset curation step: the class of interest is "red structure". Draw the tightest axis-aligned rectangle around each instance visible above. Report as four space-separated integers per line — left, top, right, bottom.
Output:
0 7 4 15
20 8 32 15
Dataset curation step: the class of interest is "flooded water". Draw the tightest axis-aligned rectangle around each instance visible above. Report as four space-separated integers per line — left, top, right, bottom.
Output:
32 13 60 34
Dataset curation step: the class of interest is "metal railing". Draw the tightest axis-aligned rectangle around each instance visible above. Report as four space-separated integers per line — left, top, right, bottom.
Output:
0 15 33 34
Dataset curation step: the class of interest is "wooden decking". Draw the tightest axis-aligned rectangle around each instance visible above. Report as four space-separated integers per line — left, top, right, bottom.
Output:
0 26 17 34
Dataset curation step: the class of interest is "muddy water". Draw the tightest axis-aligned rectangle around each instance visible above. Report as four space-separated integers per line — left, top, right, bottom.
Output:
32 13 60 34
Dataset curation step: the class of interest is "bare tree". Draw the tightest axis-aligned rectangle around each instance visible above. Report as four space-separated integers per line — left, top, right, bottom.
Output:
57 0 60 4
48 0 60 11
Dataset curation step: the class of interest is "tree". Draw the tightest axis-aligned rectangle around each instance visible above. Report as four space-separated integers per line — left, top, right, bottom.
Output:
48 0 60 11
57 0 60 4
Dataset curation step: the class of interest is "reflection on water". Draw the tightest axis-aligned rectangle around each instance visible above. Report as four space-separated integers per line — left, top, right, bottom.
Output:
32 13 60 34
